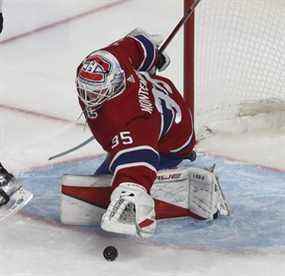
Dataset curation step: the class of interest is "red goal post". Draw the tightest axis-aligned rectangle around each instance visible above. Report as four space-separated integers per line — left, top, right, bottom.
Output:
183 0 195 117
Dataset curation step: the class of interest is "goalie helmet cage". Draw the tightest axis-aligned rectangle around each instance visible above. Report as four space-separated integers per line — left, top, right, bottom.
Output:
183 0 285 134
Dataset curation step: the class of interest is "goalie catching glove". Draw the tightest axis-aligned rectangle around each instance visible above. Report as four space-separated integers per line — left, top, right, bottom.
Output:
101 182 156 238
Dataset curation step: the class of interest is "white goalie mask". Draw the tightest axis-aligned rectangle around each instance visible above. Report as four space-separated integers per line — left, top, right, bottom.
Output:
76 50 126 114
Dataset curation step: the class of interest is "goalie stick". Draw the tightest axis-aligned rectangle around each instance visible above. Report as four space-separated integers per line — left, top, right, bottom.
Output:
48 136 94 161
158 0 202 53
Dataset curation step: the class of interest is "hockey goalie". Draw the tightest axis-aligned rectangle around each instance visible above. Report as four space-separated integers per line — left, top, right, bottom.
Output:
61 28 230 238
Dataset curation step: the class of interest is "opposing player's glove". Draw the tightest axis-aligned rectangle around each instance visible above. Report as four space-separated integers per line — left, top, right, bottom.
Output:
0 13 3 34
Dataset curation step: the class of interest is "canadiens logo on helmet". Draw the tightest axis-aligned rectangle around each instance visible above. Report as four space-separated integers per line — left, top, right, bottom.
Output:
76 50 126 115
79 55 112 84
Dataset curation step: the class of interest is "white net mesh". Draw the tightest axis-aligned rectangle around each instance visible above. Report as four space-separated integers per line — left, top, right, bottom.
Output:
194 0 285 135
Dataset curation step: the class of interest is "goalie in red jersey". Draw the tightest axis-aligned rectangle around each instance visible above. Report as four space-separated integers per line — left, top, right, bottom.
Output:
76 29 196 237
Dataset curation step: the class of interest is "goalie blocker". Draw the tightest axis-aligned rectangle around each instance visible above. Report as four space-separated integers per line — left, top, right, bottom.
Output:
60 166 230 228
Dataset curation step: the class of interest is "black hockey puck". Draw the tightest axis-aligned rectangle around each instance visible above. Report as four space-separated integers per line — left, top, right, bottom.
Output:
103 246 118 261
213 211 219 220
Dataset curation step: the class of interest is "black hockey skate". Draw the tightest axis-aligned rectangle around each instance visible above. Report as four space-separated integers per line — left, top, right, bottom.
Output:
0 163 33 221
0 163 16 206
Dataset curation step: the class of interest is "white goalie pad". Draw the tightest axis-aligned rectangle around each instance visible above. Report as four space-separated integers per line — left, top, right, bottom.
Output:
60 174 112 225
187 167 231 219
60 169 191 226
60 166 230 226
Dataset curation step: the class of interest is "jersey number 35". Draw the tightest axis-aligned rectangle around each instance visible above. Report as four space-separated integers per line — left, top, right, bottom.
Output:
111 131 134 149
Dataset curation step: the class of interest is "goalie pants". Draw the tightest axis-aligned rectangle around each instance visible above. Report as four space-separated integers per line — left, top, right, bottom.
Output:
94 153 195 176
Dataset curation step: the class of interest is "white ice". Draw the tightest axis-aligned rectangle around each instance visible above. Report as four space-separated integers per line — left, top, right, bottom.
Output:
0 0 285 275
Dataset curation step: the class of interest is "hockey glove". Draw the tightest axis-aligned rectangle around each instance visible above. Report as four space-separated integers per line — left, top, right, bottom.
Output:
156 51 171 72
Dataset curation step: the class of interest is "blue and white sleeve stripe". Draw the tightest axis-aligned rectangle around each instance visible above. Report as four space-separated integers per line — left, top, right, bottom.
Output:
109 146 159 173
131 34 157 72
170 111 194 153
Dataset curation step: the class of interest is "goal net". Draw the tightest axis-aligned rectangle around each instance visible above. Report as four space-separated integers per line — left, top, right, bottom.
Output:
184 0 285 137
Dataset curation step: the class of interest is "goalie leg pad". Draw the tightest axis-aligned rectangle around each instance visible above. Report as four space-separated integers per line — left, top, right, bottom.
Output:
60 166 230 227
187 167 231 220
60 174 112 225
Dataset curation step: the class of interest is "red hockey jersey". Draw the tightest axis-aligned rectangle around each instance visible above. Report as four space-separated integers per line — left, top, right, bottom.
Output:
77 34 195 192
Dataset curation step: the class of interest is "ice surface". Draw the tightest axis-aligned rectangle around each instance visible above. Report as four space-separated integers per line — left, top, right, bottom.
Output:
20 154 285 252
1 0 285 275
1 154 284 275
